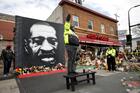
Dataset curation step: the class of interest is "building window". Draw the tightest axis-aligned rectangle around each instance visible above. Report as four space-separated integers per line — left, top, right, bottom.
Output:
100 24 105 33
110 26 114 34
72 15 79 27
88 20 93 30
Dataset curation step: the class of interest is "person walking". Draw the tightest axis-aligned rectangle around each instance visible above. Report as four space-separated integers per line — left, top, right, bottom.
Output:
64 14 79 75
1 45 14 77
106 46 116 71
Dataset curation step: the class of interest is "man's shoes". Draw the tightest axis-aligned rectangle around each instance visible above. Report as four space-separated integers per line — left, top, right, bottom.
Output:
3 74 8 78
112 70 117 72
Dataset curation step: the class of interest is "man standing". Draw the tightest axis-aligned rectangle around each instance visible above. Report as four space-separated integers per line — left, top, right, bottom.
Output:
64 14 79 75
1 45 14 77
106 46 116 71
24 22 58 67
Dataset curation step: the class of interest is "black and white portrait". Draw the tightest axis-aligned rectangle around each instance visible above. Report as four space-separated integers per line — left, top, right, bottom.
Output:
15 16 64 68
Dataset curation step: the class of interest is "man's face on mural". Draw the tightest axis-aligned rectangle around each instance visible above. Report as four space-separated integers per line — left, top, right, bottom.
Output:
28 23 58 64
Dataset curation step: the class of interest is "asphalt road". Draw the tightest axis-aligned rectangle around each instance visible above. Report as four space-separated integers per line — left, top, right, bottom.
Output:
17 71 140 93
0 69 140 93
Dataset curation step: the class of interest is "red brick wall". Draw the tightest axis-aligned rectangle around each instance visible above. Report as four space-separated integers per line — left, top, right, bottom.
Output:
0 19 15 52
0 20 15 40
63 4 118 41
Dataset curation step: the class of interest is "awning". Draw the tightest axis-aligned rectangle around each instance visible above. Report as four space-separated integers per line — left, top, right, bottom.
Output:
79 36 122 46
79 36 100 44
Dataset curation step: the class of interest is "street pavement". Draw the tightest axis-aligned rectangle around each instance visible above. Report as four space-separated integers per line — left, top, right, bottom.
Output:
51 71 140 93
0 78 20 93
0 61 19 93
0 70 139 93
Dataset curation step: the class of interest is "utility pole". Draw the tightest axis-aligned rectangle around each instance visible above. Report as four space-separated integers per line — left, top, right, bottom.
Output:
114 13 119 20
75 0 85 5
128 5 140 52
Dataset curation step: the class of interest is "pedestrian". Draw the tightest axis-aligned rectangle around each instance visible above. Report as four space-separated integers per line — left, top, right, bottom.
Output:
1 45 14 77
64 14 79 75
106 46 116 71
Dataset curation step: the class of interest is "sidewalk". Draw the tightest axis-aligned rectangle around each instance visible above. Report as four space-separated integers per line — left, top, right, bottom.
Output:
0 61 19 93
0 63 15 80
0 79 20 93
0 70 139 93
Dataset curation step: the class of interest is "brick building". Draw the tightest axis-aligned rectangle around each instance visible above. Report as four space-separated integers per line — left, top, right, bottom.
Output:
47 0 121 55
0 13 15 53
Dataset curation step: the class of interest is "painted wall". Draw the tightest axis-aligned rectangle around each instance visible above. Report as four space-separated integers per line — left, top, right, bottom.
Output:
15 16 64 68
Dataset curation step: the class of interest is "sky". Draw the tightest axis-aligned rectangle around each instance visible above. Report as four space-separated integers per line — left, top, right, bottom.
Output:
0 0 140 31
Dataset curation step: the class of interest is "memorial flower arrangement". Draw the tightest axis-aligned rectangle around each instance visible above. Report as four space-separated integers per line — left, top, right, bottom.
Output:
15 63 65 75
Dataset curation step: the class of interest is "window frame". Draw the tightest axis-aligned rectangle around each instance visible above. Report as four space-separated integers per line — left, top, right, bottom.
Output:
100 24 105 33
72 15 79 27
87 20 93 30
110 26 114 34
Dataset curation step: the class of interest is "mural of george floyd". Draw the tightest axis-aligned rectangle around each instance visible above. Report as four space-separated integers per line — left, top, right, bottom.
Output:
15 16 64 68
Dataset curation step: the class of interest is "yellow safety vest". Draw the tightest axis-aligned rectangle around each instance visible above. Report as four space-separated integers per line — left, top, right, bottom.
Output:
64 22 72 44
112 49 116 57
106 49 116 57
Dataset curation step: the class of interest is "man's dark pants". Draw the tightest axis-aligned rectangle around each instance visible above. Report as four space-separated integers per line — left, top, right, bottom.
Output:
107 56 116 71
3 60 12 75
65 45 78 74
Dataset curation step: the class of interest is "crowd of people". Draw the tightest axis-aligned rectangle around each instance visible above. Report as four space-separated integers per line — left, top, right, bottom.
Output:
76 46 140 72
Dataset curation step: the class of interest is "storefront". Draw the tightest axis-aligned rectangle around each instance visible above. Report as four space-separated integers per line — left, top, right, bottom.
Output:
78 33 122 58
